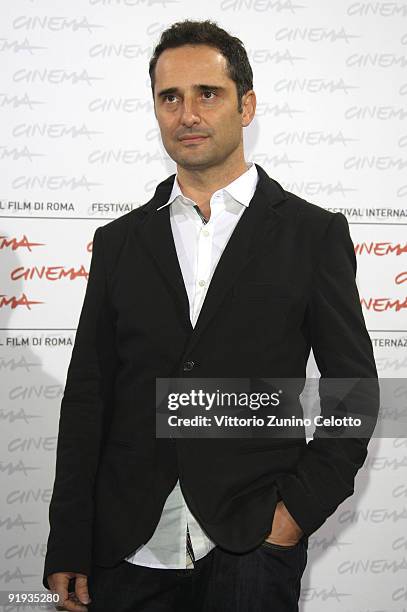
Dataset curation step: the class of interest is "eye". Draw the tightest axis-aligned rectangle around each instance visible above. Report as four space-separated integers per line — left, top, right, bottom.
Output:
164 94 177 103
202 90 216 99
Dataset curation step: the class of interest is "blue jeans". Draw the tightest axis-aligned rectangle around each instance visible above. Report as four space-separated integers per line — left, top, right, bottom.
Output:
87 536 308 612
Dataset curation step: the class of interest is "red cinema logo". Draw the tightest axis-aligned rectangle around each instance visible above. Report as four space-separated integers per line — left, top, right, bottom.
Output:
355 238 407 313
10 266 89 281
0 234 45 251
354 241 407 256
0 293 43 310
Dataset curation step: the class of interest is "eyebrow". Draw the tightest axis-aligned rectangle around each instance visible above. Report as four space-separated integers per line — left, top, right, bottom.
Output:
157 84 225 98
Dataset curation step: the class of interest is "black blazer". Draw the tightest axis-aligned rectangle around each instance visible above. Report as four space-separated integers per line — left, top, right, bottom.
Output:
43 163 379 589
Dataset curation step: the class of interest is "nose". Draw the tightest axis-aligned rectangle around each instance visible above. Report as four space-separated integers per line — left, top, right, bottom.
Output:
180 95 201 128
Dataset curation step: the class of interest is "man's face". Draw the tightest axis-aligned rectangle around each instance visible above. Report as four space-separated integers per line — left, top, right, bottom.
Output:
153 44 255 170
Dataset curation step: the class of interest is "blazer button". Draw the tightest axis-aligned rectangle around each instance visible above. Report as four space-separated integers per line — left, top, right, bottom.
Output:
183 360 195 371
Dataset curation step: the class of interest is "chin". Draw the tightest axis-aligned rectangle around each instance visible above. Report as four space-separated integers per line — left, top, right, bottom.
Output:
179 151 221 168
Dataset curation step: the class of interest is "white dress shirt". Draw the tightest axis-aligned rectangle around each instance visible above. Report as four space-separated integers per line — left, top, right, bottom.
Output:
124 161 259 569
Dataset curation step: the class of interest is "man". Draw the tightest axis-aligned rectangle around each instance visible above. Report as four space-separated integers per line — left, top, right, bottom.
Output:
43 19 379 612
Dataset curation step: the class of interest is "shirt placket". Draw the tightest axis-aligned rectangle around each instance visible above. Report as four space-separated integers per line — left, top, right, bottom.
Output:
191 216 213 328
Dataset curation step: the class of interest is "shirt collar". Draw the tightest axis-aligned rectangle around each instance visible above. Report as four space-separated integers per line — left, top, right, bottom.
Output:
157 162 258 211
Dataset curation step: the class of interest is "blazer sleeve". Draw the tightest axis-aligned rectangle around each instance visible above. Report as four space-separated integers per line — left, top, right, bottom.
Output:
42 226 115 589
275 212 380 536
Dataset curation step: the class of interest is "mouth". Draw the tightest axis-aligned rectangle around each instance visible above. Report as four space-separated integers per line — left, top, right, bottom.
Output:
179 136 208 145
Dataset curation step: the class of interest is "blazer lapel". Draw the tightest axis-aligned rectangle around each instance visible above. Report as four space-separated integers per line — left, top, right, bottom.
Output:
134 163 288 349
134 174 192 332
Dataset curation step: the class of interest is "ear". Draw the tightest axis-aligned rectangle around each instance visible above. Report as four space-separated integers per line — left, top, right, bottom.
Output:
241 90 256 127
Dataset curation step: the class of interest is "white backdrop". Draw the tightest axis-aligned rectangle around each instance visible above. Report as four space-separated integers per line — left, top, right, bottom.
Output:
1 1 407 610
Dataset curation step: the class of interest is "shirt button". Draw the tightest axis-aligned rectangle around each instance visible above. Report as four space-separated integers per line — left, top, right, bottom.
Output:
183 360 195 371
202 229 209 237
198 280 206 287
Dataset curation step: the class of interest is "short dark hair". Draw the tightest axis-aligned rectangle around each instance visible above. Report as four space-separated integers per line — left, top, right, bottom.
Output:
149 19 253 113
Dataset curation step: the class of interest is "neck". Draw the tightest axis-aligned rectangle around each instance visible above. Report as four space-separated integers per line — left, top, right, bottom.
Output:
175 150 249 207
